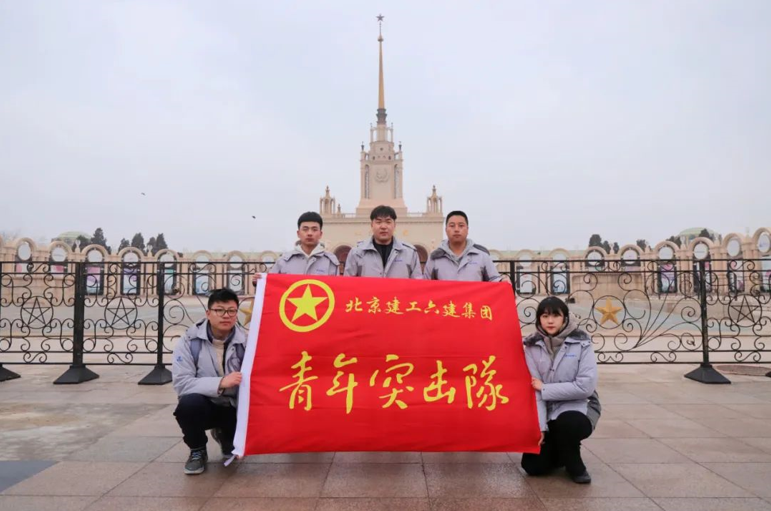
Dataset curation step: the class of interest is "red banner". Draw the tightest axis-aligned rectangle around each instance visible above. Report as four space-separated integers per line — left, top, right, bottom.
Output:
233 274 540 455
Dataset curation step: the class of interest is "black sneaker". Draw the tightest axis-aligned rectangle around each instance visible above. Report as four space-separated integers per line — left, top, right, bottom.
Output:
184 447 207 475
570 470 592 484
211 428 234 457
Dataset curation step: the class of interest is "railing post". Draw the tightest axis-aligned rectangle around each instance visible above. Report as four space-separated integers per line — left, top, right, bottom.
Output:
685 259 730 384
139 263 173 385
55 261 99 384
508 261 516 294
0 261 21 382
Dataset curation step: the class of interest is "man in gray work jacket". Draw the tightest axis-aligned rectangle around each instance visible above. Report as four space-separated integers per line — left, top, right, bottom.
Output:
270 211 340 276
172 288 246 475
252 212 340 286
343 205 423 279
424 210 511 283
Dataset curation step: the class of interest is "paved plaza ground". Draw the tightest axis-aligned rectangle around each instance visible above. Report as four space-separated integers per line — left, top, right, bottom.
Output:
1 364 770 511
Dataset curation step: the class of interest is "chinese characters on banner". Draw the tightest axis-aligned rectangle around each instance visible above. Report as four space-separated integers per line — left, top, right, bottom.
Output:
233 274 540 455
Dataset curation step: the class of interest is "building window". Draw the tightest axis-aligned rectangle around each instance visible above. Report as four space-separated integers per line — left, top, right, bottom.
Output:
85 249 105 295
657 246 677 294
159 253 177 294
551 254 569 295
193 255 211 296
761 257 771 293
228 255 244 294
121 252 141 295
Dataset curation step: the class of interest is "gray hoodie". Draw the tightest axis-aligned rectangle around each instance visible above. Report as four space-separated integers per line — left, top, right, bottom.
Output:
343 237 422 279
423 239 502 282
523 316 601 432
270 242 340 276
172 320 247 407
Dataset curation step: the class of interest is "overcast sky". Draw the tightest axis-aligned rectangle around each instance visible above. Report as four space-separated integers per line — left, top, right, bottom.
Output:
1 1 769 253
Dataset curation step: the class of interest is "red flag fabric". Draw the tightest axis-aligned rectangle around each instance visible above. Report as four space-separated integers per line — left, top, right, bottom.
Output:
233 274 540 456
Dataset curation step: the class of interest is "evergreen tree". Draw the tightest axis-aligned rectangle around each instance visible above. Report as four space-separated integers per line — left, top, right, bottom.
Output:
131 233 145 251
154 233 169 251
90 227 111 253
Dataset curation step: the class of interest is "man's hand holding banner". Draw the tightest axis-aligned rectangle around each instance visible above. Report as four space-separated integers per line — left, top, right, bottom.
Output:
233 274 541 455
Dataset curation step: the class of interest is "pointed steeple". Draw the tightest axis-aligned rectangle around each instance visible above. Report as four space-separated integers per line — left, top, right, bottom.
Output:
376 14 387 126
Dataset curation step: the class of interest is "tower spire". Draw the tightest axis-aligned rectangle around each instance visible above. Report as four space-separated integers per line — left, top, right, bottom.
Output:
376 14 387 125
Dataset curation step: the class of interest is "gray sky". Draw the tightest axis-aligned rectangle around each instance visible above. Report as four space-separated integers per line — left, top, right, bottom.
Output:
1 1 769 253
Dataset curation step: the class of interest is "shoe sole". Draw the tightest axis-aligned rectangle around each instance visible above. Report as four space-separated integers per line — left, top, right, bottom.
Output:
184 467 205 475
571 477 591 484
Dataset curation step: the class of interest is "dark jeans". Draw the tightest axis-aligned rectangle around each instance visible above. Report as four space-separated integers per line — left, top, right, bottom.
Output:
174 393 237 450
521 410 593 477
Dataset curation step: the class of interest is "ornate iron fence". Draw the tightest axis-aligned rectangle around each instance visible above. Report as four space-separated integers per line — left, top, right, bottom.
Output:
1 259 769 385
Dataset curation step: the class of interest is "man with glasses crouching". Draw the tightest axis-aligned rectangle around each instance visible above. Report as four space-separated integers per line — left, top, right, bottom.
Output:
172 288 246 475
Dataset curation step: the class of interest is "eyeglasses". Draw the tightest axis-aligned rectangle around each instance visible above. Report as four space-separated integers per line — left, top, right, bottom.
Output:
210 308 239 318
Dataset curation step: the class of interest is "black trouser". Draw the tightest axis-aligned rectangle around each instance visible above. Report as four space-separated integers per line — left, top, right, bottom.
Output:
521 410 593 477
174 393 237 450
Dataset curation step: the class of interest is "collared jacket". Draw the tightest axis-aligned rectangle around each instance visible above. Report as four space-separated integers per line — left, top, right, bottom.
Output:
343 237 423 279
423 239 502 282
523 323 601 432
270 242 340 276
172 319 247 407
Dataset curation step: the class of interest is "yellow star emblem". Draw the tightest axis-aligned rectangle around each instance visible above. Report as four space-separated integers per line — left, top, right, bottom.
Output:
279 279 336 333
288 285 328 322
596 298 623 325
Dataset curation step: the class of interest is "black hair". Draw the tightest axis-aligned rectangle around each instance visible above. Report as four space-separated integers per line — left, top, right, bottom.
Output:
445 210 469 225
297 211 323 230
536 296 569 319
370 205 397 221
208 288 239 309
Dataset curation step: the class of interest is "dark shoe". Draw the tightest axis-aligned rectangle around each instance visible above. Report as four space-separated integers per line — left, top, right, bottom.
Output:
570 470 592 484
211 428 234 456
184 447 207 475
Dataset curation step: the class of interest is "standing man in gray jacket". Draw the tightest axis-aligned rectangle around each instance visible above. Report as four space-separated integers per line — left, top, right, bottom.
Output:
343 205 422 279
172 288 247 475
423 210 510 283
267 211 340 277
251 212 340 286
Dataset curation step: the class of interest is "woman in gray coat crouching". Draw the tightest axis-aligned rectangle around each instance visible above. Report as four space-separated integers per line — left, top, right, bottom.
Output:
522 296 601 484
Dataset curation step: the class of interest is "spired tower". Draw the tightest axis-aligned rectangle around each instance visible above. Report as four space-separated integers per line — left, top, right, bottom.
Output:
319 15 444 264
355 16 407 216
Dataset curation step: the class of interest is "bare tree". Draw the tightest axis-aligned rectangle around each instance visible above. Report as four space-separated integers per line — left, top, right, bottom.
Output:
0 229 21 242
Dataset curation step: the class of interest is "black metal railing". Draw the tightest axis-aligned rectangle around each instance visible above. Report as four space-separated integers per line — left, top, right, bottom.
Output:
1 258 769 384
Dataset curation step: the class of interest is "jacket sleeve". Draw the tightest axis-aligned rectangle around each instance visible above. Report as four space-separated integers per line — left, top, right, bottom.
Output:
541 341 598 402
327 254 341 276
172 335 222 398
343 250 360 277
269 257 284 274
423 257 436 280
483 254 503 282
409 249 423 279
220 333 247 398
524 346 549 432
